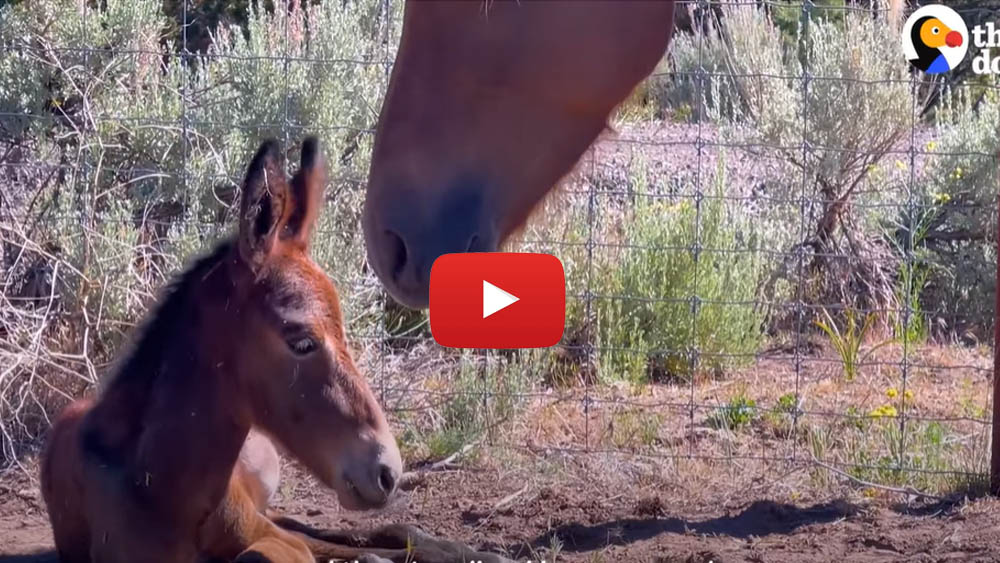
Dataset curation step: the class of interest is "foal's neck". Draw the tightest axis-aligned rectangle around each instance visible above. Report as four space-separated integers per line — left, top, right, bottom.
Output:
82 240 254 521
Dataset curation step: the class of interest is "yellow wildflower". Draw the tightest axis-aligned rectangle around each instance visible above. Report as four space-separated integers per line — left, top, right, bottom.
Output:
926 140 937 151
870 404 899 418
895 160 907 170
931 192 952 205
886 387 898 399
904 389 914 401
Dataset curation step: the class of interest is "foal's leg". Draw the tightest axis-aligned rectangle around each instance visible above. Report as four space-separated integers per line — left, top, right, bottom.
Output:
199 433 314 563
232 434 510 562
231 514 315 563
198 471 314 563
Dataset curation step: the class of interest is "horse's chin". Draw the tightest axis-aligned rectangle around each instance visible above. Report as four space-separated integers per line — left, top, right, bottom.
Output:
385 282 430 310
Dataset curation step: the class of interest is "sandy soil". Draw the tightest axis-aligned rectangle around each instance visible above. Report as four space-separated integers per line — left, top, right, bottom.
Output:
4 452 1000 563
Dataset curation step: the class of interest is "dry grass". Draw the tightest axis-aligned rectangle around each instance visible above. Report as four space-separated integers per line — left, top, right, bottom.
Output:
377 341 992 501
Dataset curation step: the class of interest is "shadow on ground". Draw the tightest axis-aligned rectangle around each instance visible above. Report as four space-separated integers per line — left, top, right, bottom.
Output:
0 552 57 563
889 489 987 518
511 499 859 554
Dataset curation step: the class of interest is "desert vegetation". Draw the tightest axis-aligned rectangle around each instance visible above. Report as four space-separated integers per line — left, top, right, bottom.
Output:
1 0 997 503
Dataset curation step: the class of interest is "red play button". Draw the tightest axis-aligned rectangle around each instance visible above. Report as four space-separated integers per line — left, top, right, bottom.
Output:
429 253 565 349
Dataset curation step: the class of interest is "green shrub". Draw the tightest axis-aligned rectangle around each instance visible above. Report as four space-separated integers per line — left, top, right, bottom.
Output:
406 351 529 461
610 408 664 450
762 392 800 437
594 158 766 382
0 0 398 460
571 1 995 346
915 85 1000 340
648 4 786 122
769 0 847 53
511 153 769 385
708 392 758 431
1 0 399 324
649 4 912 318
845 415 989 493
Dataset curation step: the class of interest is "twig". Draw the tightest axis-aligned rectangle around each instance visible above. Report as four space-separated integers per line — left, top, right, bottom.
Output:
493 484 529 511
428 439 481 470
397 439 483 491
470 484 537 533
810 455 945 502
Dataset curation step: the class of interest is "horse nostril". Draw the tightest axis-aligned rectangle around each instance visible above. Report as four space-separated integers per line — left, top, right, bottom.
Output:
377 463 397 494
465 233 486 252
383 229 408 282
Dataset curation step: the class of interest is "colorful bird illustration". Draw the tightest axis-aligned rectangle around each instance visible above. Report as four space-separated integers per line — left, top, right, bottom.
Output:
910 16 964 74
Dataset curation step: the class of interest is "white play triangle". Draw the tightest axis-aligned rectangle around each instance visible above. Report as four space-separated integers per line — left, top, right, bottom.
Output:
482 280 519 318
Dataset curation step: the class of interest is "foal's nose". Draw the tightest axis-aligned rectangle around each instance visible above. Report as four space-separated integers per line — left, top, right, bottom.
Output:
377 462 398 496
343 440 403 509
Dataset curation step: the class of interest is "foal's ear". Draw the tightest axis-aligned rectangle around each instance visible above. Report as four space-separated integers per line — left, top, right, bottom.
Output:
282 136 327 248
238 139 289 272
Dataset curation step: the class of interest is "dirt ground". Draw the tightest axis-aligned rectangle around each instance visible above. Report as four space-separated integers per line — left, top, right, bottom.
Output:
2 342 997 563
4 452 1000 563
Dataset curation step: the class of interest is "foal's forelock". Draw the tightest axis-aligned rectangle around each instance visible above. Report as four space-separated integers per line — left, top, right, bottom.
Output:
265 276 319 327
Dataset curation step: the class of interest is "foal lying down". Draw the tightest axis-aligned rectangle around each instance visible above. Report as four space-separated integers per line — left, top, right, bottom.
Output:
40 137 509 563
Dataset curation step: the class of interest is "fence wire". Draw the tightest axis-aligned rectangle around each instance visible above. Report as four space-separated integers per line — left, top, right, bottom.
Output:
0 0 998 497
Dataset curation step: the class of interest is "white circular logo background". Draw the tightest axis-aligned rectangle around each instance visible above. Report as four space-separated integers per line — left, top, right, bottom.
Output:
901 4 969 70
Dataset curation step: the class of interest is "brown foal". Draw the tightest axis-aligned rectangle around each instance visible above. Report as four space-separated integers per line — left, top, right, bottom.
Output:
41 137 403 562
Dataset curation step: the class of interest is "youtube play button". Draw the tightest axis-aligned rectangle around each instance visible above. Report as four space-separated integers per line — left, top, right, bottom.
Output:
482 280 519 318
429 253 565 349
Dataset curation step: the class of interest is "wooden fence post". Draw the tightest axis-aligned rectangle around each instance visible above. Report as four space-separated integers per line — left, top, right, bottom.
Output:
992 158 1000 495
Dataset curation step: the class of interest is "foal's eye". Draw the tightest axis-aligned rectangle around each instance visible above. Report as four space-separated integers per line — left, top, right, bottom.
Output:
287 335 318 356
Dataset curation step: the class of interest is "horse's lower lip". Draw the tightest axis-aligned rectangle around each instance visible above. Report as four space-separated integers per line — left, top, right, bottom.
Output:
386 282 430 309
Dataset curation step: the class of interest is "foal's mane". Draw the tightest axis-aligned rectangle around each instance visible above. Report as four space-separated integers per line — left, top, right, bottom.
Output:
79 239 239 464
106 240 234 389
97 239 236 412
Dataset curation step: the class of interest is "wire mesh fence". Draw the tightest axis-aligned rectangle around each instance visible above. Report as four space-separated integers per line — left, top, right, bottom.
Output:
1 0 998 498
